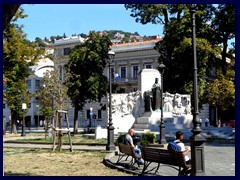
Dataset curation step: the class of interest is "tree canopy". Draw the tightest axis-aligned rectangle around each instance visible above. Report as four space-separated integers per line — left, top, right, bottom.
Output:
34 67 70 117
65 31 112 132
125 4 235 119
3 7 43 133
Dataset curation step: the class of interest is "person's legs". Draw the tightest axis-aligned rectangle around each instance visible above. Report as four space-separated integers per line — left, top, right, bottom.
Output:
134 148 143 164
180 160 192 175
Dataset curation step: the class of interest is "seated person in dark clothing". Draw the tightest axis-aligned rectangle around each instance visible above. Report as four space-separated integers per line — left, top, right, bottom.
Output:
125 128 144 165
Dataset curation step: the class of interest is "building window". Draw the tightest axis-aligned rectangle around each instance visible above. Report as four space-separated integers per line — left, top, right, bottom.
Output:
98 110 102 119
145 64 152 69
63 48 71 55
133 66 139 78
28 103 31 108
120 67 126 78
27 80 31 89
35 80 40 88
3 104 6 109
86 110 90 119
119 88 125 93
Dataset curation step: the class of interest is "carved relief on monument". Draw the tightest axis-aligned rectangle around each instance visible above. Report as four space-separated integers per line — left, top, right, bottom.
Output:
110 91 141 117
143 91 191 115
169 93 191 115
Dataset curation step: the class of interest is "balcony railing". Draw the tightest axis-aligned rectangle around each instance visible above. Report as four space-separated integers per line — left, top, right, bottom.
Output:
113 77 138 84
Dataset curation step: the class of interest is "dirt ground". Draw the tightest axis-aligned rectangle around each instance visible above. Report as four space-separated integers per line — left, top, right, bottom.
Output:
3 148 134 176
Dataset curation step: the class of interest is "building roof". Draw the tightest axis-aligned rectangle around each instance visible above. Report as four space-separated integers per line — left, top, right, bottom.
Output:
30 57 54 78
111 39 161 53
50 35 85 46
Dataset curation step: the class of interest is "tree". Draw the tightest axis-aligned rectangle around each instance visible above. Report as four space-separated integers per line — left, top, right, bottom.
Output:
35 67 70 119
207 57 235 124
125 4 235 110
35 37 47 47
65 31 112 133
3 7 43 133
211 4 235 75
125 4 218 105
3 4 21 29
125 4 169 26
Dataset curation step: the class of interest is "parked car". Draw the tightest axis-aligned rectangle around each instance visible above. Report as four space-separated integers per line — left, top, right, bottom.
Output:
225 120 235 128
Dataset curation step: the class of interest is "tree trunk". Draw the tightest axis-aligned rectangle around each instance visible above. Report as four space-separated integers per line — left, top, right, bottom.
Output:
221 34 230 75
73 104 79 133
11 117 17 134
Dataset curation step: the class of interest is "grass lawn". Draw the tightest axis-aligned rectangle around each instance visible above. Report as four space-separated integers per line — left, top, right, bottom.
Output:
3 147 134 176
4 134 107 144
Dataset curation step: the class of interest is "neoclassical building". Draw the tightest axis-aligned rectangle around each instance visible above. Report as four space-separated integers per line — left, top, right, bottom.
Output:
3 57 55 126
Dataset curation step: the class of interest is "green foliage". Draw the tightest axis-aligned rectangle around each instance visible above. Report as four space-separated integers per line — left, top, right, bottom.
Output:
141 132 157 146
116 133 126 144
125 4 235 110
65 31 112 132
207 62 235 111
35 37 47 47
3 7 43 133
34 69 70 117
125 4 169 25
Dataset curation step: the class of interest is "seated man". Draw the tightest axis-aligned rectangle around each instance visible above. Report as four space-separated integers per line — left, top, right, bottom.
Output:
174 131 191 175
125 128 144 165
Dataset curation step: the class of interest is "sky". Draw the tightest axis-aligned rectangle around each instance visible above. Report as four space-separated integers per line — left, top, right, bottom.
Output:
17 4 163 41
17 4 235 48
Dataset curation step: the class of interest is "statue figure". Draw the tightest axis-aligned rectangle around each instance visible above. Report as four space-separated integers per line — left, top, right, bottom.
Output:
121 96 128 116
151 78 161 111
127 93 134 114
163 92 173 112
185 97 191 114
173 93 182 115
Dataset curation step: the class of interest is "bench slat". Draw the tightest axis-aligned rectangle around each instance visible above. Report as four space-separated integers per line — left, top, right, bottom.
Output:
141 147 190 175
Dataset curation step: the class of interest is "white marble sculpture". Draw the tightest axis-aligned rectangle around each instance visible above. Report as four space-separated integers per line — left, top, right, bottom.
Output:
163 92 173 112
110 91 141 117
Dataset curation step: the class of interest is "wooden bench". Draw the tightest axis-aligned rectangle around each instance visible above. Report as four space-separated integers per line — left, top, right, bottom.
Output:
117 143 142 169
141 147 191 176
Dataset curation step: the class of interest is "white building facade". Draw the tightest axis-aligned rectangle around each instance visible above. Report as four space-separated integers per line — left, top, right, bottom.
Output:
3 57 54 126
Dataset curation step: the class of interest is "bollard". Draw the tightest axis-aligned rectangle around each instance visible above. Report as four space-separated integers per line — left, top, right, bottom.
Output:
48 127 52 138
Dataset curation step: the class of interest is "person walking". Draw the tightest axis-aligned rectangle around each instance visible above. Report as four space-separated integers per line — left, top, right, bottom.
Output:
125 128 144 165
205 117 209 127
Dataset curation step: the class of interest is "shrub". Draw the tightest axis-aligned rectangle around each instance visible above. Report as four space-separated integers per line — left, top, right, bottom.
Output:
141 131 157 146
116 133 126 144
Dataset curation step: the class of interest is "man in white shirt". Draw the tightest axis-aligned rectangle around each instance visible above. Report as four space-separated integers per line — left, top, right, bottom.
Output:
174 131 191 175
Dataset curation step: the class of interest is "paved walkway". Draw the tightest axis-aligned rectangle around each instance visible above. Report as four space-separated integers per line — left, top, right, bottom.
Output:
3 135 235 176
104 144 235 176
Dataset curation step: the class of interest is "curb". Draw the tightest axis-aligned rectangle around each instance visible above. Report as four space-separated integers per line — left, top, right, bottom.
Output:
3 141 107 146
103 152 141 176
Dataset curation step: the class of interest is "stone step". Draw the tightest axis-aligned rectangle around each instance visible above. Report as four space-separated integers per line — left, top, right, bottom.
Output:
136 117 150 124
133 124 149 129
141 112 152 117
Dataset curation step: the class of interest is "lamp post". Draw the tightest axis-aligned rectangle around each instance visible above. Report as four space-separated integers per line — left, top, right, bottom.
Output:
21 103 27 136
158 62 166 144
106 50 116 151
36 105 39 129
189 4 206 176
89 107 93 128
